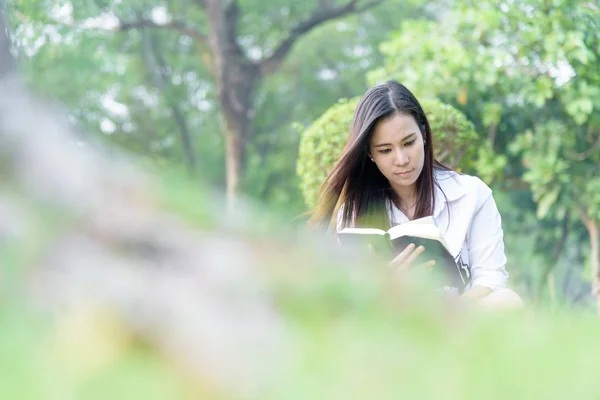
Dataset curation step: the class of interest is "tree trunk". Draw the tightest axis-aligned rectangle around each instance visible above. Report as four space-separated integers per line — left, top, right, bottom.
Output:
220 71 256 207
488 122 498 147
580 212 600 312
201 0 385 207
536 210 570 304
224 127 244 205
205 0 259 208
79 0 389 206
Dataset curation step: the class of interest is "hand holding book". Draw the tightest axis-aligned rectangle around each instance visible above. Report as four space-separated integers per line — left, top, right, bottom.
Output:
337 216 467 289
389 243 437 273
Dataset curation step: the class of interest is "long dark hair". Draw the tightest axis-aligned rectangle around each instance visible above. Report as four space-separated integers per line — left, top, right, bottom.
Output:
309 81 450 230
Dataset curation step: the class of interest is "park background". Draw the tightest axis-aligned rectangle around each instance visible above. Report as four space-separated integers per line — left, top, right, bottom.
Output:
2 0 600 398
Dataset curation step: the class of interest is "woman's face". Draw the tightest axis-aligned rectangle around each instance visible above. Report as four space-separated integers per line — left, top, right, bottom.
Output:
368 112 425 197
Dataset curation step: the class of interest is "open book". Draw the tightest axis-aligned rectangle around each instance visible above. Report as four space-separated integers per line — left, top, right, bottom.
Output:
337 216 466 289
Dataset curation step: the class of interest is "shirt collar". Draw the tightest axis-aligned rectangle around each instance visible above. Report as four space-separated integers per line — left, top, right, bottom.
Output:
433 168 465 219
387 168 465 224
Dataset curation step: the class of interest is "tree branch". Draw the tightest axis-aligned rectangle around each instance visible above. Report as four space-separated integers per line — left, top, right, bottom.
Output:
224 0 240 53
566 127 600 161
118 19 208 45
537 210 571 302
204 0 244 60
501 176 531 191
553 209 571 260
92 0 111 12
141 30 197 173
259 0 385 76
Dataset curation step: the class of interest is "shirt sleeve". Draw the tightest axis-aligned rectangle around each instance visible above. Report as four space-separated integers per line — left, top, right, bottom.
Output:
467 186 509 291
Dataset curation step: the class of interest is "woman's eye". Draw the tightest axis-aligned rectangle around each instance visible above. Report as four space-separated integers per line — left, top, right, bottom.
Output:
404 139 416 146
378 149 391 154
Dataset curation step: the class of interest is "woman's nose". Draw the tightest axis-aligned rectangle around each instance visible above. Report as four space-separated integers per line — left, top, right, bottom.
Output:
393 149 409 166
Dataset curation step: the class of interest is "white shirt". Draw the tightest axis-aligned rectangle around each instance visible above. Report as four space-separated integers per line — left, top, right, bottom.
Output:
389 169 509 291
338 168 509 292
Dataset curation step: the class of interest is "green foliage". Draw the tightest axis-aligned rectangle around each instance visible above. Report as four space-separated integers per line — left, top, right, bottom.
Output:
472 142 507 184
371 0 600 153
296 96 485 209
372 0 600 298
8 0 425 214
297 97 357 210
510 120 600 223
241 0 427 214
422 98 479 170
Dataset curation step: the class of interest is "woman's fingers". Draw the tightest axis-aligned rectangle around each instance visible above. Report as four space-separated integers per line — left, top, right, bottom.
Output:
388 243 416 267
400 245 425 270
389 244 437 277
389 244 425 271
421 259 436 272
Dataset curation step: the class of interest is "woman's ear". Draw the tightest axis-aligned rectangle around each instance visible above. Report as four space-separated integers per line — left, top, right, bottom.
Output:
368 153 374 162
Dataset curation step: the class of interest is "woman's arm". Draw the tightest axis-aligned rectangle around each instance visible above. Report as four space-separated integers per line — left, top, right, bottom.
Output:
464 182 510 293
459 285 492 301
458 187 523 307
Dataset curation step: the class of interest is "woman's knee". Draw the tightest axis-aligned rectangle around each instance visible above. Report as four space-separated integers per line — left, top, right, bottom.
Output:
477 288 524 310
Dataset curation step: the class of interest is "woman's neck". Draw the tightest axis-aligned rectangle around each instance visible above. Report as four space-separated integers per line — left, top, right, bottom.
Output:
391 183 417 209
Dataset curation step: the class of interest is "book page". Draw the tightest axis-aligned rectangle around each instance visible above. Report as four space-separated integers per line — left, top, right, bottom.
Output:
387 223 441 241
387 218 451 251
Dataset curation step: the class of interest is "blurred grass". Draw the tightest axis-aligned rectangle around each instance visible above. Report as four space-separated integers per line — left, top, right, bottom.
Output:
0 306 194 400
4 288 600 399
2 162 600 400
274 310 600 400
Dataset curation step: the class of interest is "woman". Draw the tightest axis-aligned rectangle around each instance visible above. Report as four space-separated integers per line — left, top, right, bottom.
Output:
309 81 523 309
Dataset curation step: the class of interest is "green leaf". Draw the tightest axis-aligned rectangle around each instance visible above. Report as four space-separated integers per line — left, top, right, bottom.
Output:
536 187 560 219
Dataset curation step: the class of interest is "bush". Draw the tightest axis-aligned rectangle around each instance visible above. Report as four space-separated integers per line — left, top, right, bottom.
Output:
297 97 479 209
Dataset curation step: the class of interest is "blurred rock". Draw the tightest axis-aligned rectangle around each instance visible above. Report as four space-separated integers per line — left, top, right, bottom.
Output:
0 66 286 399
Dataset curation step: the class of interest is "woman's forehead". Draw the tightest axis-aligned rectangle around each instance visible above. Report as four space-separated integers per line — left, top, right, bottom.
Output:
371 114 420 143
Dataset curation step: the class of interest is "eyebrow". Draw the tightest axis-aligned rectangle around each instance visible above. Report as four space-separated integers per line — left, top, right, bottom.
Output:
373 133 417 147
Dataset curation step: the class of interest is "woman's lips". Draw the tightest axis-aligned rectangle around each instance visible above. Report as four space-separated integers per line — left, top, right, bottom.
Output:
394 169 413 177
